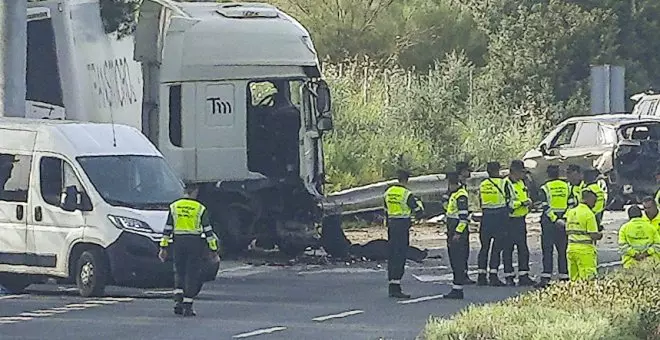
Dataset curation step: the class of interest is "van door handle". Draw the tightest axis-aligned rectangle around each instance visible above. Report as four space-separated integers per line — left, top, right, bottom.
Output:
35 206 42 222
16 205 24 220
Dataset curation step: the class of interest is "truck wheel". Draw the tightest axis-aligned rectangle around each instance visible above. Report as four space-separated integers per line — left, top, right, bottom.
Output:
75 249 108 297
215 205 253 256
0 274 31 293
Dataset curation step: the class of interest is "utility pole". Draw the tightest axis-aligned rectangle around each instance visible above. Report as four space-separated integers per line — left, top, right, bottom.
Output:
0 1 27 118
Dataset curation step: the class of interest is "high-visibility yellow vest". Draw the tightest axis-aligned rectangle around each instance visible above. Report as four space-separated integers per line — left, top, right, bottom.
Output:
447 187 469 233
618 217 660 269
479 178 506 209
507 178 529 217
644 212 660 234
384 185 414 219
569 181 585 208
584 182 605 215
170 199 206 235
565 203 598 248
541 179 570 222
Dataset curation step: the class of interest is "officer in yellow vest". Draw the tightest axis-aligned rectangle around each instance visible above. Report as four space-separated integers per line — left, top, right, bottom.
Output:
618 205 660 269
642 196 660 233
565 189 602 281
476 162 507 287
383 170 424 299
583 169 606 231
159 183 219 317
535 165 570 288
455 162 476 285
566 164 585 209
502 160 535 286
442 172 469 299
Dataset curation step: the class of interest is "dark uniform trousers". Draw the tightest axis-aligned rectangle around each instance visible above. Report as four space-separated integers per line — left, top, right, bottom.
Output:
503 216 530 277
478 208 508 272
173 235 205 301
387 218 411 282
447 219 468 287
540 214 568 277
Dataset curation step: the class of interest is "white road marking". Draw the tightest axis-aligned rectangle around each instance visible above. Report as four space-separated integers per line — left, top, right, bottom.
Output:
398 294 445 305
65 303 104 308
84 300 119 305
32 309 68 314
219 266 281 278
233 326 287 338
57 287 78 292
0 316 33 321
298 268 382 275
50 307 86 311
312 310 364 322
0 294 24 300
0 320 19 324
143 290 173 295
101 297 134 302
20 312 56 317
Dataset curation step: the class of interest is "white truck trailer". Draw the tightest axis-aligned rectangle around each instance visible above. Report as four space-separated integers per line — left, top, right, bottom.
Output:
24 0 340 257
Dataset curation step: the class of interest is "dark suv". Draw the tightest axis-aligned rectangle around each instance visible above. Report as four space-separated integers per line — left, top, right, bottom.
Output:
522 113 660 209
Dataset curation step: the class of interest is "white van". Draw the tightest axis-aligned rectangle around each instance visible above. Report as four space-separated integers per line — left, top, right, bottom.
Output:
0 118 219 297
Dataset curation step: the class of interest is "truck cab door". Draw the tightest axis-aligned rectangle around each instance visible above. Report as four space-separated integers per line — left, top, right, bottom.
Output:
26 154 88 273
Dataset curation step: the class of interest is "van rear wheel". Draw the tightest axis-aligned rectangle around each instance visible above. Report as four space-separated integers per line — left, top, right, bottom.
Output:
75 249 108 297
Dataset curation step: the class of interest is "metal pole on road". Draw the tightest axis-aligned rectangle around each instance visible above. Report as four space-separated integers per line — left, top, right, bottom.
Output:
0 1 27 118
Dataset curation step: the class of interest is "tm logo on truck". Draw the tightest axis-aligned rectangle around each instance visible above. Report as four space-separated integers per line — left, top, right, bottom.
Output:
207 97 232 115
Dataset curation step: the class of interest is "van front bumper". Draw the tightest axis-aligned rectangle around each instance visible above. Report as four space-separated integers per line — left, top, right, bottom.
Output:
105 231 219 288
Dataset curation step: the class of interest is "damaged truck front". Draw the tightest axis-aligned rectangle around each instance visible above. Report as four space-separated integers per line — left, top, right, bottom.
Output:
595 118 660 209
25 0 342 257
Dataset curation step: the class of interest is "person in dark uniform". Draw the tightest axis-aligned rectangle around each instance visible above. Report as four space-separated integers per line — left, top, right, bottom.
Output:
455 162 476 285
443 172 469 299
535 165 571 288
159 183 219 317
383 170 425 299
476 162 507 286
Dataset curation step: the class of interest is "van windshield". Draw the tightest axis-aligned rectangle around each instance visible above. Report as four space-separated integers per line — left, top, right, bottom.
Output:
77 155 183 210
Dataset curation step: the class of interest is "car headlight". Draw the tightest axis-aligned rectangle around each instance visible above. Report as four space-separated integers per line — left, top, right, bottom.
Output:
107 215 153 232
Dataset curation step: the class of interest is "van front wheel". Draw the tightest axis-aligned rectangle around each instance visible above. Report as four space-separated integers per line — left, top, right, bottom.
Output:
75 249 108 297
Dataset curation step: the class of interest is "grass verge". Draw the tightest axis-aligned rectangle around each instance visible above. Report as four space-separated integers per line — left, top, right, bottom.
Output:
421 259 660 340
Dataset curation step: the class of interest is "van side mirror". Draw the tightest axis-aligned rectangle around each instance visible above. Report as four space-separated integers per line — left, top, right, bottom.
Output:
60 186 79 212
316 80 331 115
317 116 333 132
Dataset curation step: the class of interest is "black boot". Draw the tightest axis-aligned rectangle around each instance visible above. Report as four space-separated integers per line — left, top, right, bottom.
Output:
173 302 183 315
182 302 196 317
518 275 536 286
476 274 488 286
388 284 411 299
173 293 183 315
534 277 550 289
505 276 515 286
488 274 506 287
463 274 476 285
442 289 464 299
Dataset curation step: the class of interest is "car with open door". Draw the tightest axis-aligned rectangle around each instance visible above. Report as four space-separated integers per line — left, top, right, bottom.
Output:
522 114 660 210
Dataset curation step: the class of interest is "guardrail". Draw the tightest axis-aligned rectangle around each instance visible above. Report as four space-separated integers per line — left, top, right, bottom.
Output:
325 170 510 216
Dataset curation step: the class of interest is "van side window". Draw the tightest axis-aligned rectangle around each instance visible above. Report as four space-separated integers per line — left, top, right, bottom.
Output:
40 157 84 207
0 153 31 203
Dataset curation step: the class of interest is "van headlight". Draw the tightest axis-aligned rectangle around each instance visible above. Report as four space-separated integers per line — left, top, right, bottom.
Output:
107 215 153 232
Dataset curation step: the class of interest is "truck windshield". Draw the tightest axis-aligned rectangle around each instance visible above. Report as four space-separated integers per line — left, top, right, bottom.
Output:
77 155 183 209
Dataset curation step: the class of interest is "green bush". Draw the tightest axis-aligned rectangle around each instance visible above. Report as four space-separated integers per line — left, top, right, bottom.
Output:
421 260 660 340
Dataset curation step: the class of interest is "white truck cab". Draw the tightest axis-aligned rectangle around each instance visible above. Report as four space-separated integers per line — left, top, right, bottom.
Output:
0 118 218 296
24 0 342 257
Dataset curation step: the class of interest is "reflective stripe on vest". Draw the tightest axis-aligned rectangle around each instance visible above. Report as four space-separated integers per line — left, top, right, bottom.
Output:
170 199 205 235
565 204 596 245
541 179 570 213
384 185 413 219
446 188 469 219
510 179 529 217
584 183 605 214
479 178 506 209
619 218 658 254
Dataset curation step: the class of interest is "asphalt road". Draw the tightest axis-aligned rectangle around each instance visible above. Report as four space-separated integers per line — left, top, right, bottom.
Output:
0 212 628 340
